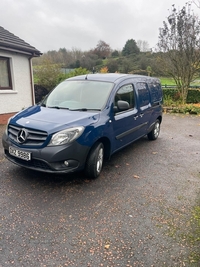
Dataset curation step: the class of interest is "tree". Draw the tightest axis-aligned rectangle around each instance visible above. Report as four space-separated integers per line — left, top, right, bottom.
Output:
65 67 89 78
122 39 140 56
107 59 119 73
79 51 100 71
157 3 200 103
137 40 150 52
120 58 133 73
35 58 62 91
93 40 111 59
146 66 152 76
111 50 120 57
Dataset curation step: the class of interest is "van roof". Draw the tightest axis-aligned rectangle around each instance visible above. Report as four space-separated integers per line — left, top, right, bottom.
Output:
66 73 160 84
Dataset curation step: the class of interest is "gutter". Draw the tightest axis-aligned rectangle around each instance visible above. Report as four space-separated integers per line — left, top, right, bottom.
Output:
0 41 42 56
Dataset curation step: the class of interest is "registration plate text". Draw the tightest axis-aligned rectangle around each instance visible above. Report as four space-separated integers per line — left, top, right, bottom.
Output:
9 147 31 161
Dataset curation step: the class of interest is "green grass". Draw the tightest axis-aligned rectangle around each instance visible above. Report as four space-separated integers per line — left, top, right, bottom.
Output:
159 76 200 87
159 77 176 85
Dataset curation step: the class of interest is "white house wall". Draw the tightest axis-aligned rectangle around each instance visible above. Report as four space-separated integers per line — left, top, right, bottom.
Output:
0 50 33 115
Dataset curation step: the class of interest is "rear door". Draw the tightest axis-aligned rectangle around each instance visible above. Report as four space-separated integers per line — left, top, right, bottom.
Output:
135 82 152 134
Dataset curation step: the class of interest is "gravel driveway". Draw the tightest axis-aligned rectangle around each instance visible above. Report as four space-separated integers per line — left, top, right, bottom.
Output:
0 113 200 267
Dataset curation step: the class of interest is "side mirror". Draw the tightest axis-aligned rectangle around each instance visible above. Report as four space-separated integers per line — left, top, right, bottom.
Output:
114 100 130 113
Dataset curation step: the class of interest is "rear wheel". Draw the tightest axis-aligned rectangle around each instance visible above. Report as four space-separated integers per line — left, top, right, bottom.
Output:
148 120 160 140
85 142 104 179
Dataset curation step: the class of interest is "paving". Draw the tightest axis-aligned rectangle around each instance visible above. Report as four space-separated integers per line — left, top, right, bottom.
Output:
0 114 200 267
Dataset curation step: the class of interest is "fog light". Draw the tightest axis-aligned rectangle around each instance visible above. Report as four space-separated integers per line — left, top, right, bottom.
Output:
64 161 69 167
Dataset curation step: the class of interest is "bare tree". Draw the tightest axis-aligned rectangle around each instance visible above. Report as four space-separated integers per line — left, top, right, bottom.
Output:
137 40 150 52
157 2 200 103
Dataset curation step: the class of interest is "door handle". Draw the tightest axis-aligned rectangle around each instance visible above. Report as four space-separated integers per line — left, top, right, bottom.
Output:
134 115 138 120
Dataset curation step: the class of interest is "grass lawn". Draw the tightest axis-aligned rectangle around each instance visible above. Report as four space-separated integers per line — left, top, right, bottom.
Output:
159 77 175 85
159 77 200 86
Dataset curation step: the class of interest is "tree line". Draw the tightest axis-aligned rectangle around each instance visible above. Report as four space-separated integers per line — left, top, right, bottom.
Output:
33 2 200 104
33 39 154 75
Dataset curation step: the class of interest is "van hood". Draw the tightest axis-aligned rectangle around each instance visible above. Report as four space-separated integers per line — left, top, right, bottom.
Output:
11 105 100 133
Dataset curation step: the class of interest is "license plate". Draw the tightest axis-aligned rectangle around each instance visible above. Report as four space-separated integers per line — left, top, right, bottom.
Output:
9 146 31 161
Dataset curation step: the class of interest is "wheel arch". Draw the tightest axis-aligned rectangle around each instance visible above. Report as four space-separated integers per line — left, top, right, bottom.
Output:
86 137 111 162
157 115 162 124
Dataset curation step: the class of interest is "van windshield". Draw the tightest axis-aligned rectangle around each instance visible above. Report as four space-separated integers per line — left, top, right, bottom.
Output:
43 80 113 110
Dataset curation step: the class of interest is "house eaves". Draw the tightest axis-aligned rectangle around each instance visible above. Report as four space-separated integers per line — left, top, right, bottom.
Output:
0 26 42 57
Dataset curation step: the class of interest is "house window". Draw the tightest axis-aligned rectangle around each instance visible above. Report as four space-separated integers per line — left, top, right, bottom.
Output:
0 57 12 89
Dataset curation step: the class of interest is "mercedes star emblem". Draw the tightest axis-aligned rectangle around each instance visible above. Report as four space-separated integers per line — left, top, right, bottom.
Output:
17 129 28 144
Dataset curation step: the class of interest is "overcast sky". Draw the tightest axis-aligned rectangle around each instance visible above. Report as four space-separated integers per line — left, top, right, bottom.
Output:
1 0 199 53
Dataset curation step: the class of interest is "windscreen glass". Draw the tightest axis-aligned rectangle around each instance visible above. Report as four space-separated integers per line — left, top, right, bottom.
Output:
43 80 113 110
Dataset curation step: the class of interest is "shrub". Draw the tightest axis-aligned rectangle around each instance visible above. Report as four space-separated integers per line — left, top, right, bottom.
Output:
162 88 200 104
34 59 62 91
63 67 89 79
34 84 49 103
187 89 200 103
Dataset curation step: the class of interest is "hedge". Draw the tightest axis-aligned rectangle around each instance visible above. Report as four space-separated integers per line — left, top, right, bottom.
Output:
162 88 200 103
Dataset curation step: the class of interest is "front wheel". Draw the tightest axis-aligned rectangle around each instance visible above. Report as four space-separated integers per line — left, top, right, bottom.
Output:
148 120 160 140
85 142 104 179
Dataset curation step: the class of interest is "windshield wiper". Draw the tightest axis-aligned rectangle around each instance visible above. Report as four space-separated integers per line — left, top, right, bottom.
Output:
70 108 101 111
48 106 60 109
47 106 69 109
70 108 88 111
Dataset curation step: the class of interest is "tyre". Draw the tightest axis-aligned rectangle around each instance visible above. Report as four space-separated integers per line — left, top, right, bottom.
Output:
147 119 160 140
85 142 104 179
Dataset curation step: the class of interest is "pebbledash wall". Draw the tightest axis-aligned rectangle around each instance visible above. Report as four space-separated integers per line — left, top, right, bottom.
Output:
0 50 34 124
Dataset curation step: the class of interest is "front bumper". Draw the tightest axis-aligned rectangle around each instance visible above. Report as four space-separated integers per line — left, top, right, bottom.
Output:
2 132 90 174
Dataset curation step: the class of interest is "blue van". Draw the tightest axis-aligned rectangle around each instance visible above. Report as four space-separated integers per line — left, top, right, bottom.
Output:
2 73 163 178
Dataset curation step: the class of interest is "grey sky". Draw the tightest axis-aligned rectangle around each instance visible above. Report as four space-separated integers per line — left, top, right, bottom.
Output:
1 0 199 53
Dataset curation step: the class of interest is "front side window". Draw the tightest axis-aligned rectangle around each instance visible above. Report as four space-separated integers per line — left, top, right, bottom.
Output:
0 57 12 89
114 84 135 112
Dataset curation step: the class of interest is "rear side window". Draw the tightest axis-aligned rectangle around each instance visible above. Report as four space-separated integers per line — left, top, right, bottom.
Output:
137 82 150 107
150 83 162 103
114 84 135 111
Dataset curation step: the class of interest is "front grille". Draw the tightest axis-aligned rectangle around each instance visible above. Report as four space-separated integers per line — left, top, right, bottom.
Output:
8 124 48 147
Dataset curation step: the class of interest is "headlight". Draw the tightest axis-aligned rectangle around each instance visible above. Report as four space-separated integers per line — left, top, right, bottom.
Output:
48 126 85 146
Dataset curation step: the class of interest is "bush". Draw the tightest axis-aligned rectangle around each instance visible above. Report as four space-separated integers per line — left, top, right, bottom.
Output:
34 84 49 103
164 104 200 115
63 67 89 79
34 59 62 91
187 89 200 103
162 88 200 103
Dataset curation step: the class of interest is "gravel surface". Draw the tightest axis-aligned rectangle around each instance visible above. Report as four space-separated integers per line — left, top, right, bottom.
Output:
0 113 200 267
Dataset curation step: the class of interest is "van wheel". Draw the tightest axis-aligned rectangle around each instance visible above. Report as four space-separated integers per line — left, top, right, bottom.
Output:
148 120 160 140
85 142 104 179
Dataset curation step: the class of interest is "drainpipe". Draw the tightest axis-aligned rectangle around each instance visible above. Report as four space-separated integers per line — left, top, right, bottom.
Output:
28 56 35 105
